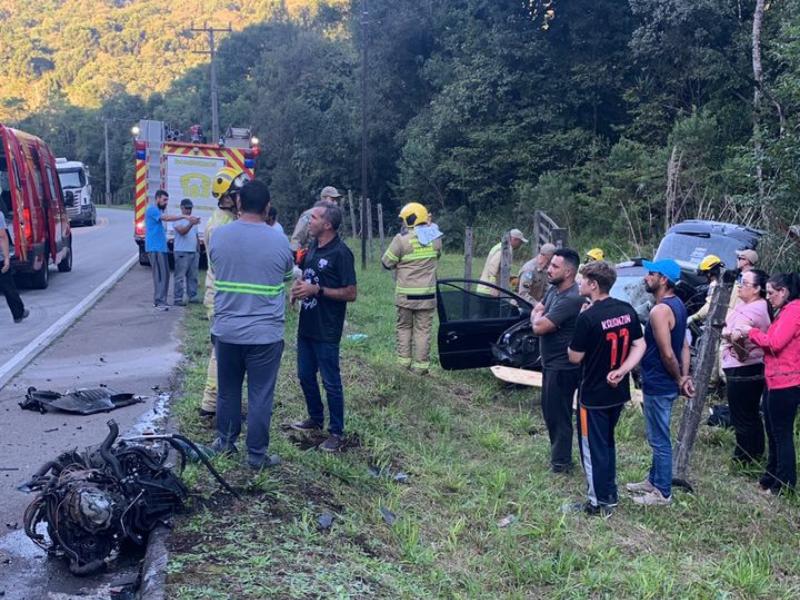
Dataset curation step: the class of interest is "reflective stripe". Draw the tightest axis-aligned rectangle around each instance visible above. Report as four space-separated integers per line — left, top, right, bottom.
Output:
396 285 436 295
283 269 295 281
215 279 286 296
397 356 412 367
383 249 399 262
399 236 438 262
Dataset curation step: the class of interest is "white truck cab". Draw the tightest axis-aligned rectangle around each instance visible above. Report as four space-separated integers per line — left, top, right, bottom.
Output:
56 158 96 226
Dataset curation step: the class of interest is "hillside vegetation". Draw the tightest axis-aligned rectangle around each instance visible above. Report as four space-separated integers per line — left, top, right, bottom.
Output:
5 1 800 263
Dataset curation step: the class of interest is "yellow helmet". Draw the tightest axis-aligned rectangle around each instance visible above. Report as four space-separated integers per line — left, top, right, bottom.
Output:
698 254 724 273
211 166 250 200
586 248 604 262
398 202 429 228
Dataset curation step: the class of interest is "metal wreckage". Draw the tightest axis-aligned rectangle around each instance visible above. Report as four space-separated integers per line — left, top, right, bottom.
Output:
21 420 239 575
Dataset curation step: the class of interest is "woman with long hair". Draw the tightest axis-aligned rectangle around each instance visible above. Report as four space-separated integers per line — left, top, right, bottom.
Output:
743 272 800 494
720 269 770 465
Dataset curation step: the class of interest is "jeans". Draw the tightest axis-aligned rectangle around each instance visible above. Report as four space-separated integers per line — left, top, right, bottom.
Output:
173 251 198 303
541 368 580 471
724 364 765 463
215 338 284 464
0 267 25 320
297 336 345 435
148 251 170 306
762 386 800 492
643 392 678 497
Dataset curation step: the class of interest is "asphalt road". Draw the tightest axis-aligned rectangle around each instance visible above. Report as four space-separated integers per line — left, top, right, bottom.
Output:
0 207 189 599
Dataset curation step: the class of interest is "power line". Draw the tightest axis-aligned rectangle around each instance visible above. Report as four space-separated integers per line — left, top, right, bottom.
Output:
190 22 232 144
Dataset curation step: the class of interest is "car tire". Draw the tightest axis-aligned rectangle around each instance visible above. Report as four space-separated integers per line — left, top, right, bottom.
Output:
139 247 150 266
58 238 73 272
30 261 50 289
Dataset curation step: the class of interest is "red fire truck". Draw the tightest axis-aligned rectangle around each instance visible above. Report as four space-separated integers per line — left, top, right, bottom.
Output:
132 121 260 266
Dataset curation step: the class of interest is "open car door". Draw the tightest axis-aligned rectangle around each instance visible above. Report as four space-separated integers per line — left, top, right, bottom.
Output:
436 279 532 370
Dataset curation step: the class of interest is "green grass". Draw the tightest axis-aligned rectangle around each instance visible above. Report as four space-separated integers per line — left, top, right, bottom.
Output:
165 244 800 599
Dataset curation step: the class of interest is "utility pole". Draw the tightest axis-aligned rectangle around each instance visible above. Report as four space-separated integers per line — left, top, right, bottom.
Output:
191 22 231 144
360 0 369 270
103 119 111 205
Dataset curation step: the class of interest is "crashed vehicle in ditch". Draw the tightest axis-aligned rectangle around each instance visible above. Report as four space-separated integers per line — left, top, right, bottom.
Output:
437 220 763 371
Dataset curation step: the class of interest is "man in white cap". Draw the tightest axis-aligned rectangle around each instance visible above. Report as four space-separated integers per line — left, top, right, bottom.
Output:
729 249 759 312
477 228 528 296
291 186 342 252
518 242 556 304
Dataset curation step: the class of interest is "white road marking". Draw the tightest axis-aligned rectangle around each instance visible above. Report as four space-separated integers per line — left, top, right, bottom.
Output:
0 253 138 390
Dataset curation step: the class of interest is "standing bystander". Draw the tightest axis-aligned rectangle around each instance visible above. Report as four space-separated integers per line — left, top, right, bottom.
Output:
627 259 693 506
290 202 357 452
208 180 294 469
145 189 198 310
0 210 28 323
518 243 556 304
173 199 200 306
531 247 585 473
566 261 646 516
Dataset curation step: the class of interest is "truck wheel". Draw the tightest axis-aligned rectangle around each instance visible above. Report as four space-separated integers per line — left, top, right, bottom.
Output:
30 262 50 289
139 247 150 266
58 238 73 272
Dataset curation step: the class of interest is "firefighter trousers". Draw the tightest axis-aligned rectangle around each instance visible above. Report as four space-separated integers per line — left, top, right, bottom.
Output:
396 306 434 371
201 343 218 413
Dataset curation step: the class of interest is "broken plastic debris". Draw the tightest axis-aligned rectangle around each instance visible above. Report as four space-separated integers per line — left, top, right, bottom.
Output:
318 513 334 530
345 333 368 342
393 471 409 483
380 506 396 526
19 387 144 415
497 515 517 528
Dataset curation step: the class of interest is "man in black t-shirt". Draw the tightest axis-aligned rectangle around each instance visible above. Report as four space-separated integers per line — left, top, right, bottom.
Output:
290 202 357 452
567 261 646 516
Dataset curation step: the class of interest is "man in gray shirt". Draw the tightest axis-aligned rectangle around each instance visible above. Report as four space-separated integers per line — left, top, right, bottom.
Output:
173 198 200 306
531 247 585 472
209 180 294 470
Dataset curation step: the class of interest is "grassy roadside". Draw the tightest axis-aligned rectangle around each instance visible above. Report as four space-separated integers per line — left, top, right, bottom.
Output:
165 248 800 599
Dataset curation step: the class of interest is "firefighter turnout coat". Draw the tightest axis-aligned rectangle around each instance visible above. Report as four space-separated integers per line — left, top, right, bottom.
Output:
382 229 441 309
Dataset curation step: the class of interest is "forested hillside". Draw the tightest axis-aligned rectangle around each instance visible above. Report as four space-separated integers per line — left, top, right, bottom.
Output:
5 0 800 265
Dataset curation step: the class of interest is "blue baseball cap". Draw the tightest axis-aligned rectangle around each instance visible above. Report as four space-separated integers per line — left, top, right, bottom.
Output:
642 259 681 284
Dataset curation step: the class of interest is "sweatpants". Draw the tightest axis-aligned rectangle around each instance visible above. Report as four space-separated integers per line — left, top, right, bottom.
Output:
396 306 435 370
0 268 25 321
215 338 284 464
724 363 765 463
148 251 170 306
173 251 198 303
577 403 623 507
762 386 800 492
541 368 580 471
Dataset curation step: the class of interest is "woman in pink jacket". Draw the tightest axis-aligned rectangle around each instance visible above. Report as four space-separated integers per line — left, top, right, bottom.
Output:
744 273 800 495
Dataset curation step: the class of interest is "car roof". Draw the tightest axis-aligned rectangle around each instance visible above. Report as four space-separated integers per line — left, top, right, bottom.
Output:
666 220 763 247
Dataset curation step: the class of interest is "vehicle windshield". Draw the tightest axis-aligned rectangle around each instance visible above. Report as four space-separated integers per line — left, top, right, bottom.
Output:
655 232 747 270
57 168 86 189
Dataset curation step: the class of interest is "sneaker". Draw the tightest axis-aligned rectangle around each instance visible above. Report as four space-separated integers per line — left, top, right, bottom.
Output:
632 488 672 506
174 300 187 307
319 434 344 453
247 454 282 471
561 501 614 518
626 478 656 494
290 418 323 432
13 309 30 323
153 304 169 311
551 463 574 475
205 439 238 458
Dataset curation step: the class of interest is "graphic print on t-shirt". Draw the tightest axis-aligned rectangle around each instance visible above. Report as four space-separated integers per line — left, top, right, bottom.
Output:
301 257 330 311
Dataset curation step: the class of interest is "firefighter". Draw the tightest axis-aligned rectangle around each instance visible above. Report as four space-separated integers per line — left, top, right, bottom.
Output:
585 248 604 263
382 202 442 374
199 166 250 419
688 254 724 327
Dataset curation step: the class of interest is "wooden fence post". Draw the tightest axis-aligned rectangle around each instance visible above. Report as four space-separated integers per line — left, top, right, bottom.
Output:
366 198 373 261
500 232 512 291
348 190 357 239
464 226 473 281
533 210 542 250
673 277 733 483
377 203 385 255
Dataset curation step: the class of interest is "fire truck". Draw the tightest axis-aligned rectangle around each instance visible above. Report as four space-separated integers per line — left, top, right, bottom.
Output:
132 120 260 266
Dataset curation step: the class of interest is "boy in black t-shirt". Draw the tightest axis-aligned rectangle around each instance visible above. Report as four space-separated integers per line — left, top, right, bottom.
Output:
290 202 357 452
567 261 646 516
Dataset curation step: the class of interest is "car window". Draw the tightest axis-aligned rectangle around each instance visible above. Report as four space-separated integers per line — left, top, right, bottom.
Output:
438 280 528 322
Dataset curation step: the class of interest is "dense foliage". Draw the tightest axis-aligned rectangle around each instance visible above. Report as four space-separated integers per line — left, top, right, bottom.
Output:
5 0 800 263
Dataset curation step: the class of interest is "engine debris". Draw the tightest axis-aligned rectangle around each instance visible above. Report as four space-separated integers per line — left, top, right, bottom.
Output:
21 420 238 575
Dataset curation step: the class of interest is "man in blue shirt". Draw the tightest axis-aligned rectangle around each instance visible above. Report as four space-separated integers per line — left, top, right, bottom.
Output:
173 198 200 306
145 189 198 309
